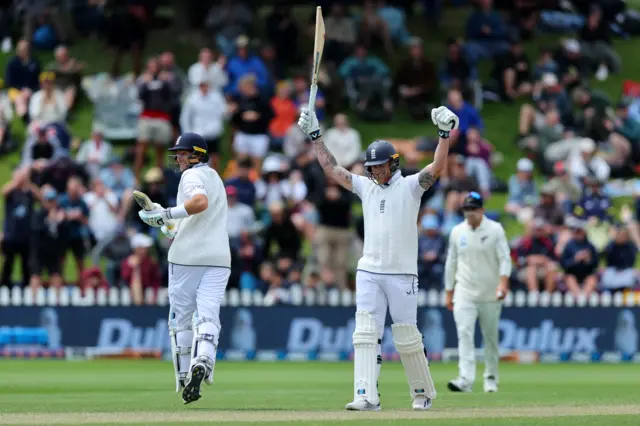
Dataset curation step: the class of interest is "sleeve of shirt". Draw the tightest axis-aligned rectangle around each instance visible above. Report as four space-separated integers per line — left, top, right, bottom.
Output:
495 225 512 277
181 170 208 200
405 173 426 201
444 228 458 291
351 174 368 198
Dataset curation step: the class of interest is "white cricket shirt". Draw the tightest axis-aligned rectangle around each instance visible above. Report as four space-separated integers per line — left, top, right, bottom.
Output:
352 171 425 276
168 163 231 268
444 216 512 302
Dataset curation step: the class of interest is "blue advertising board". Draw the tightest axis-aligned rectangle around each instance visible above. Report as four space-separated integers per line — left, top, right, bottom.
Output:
0 307 638 361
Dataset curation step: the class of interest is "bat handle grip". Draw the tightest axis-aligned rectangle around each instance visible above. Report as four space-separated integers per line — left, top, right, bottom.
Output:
308 84 318 113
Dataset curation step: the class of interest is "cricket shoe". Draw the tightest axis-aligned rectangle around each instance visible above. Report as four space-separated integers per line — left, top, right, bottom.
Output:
182 363 207 404
447 377 472 393
412 395 432 410
345 399 381 411
484 376 498 393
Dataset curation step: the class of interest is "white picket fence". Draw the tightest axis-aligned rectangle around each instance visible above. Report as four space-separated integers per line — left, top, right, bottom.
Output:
0 286 637 308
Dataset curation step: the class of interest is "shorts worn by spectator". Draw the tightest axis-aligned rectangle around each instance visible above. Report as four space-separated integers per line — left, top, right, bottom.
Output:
395 37 437 121
5 39 41 119
46 46 84 111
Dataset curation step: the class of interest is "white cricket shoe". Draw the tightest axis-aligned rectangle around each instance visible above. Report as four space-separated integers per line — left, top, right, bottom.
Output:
447 377 472 392
484 376 498 393
345 399 381 411
412 395 432 410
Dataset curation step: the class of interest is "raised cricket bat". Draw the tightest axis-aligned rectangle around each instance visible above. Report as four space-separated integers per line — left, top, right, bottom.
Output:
133 190 174 230
308 6 325 113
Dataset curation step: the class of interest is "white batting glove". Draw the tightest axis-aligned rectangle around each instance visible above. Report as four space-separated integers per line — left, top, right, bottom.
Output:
431 106 460 139
297 107 321 140
161 224 177 239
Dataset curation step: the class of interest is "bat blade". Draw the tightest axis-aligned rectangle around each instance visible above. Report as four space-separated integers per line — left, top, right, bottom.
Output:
133 190 175 230
308 6 325 112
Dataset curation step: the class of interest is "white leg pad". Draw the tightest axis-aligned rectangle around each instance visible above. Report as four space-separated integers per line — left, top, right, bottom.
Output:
352 310 379 405
392 323 437 400
169 310 192 392
191 313 220 385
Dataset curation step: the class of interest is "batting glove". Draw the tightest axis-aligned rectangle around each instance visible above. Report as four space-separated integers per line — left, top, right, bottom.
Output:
297 107 321 140
431 106 459 139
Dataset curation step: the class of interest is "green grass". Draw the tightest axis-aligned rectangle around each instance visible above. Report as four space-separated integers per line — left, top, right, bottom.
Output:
0 360 639 424
1 5 639 281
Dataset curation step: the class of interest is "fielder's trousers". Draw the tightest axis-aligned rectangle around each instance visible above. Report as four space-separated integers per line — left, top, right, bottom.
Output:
453 297 502 383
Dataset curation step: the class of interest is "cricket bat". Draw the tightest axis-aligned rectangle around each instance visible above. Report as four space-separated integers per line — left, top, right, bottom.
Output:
308 6 325 113
133 190 174 230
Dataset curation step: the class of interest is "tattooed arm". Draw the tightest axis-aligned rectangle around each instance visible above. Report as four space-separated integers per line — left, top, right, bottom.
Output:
313 136 353 191
417 137 450 191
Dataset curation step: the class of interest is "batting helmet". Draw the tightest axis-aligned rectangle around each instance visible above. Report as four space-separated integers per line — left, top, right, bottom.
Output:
364 140 400 180
168 132 209 169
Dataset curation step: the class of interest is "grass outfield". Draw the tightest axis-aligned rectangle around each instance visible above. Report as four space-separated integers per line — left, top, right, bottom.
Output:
0 361 639 425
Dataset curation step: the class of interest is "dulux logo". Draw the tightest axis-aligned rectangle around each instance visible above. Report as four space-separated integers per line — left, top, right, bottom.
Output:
96 318 170 351
499 319 602 353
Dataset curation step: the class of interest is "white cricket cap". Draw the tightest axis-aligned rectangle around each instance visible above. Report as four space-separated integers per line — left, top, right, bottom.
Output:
564 39 581 54
542 73 558 87
131 233 154 249
580 138 596 153
516 158 534 172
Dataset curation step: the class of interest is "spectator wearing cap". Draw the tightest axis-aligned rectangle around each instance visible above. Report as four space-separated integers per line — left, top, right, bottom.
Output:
505 158 538 222
268 81 297 152
492 36 532 102
121 233 161 305
29 72 67 126
205 1 253 58
0 78 15 155
417 213 446 289
5 39 41 119
180 71 227 169
545 161 581 210
554 39 590 92
579 6 622 81
566 138 610 185
514 218 558 293
225 35 271 97
534 184 565 230
255 155 307 208
519 73 572 138
225 158 256 208
560 218 599 297
229 75 275 169
75 128 113 179
323 113 362 169
314 175 353 289
29 186 64 290
226 185 256 245
395 37 437 121
187 48 228 94
439 38 481 109
600 225 638 292
462 0 510 65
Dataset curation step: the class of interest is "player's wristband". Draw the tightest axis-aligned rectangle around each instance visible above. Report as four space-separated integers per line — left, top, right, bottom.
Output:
167 204 189 220
309 129 322 140
437 129 450 139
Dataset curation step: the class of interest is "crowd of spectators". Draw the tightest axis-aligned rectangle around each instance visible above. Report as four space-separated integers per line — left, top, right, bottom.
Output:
0 0 639 305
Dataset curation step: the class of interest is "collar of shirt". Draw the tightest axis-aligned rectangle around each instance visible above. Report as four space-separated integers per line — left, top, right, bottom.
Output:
465 215 488 231
382 170 402 187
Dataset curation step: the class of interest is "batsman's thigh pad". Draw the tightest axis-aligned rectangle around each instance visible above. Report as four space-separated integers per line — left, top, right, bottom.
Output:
169 309 193 392
392 323 437 399
352 310 379 405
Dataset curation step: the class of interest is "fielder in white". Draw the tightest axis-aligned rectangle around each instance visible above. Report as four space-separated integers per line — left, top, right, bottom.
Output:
298 105 459 411
444 191 512 393
138 132 231 404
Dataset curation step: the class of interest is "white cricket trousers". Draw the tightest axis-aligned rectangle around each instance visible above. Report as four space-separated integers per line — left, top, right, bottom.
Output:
168 263 230 337
453 297 502 383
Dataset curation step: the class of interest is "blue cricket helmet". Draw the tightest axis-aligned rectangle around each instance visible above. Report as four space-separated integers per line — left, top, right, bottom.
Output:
363 140 400 182
168 132 209 170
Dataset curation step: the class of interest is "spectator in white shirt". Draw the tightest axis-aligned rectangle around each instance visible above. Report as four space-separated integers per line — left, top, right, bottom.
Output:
323 113 362 168
75 129 113 179
187 47 228 93
567 138 610 186
84 177 121 244
180 74 228 168
226 185 257 243
255 155 307 207
28 71 67 125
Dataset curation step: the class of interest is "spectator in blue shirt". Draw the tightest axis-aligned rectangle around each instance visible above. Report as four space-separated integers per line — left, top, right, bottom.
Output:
225 157 257 208
376 0 411 45
339 44 393 116
225 35 271 97
5 39 41 119
600 226 638 291
446 88 484 154
100 156 136 202
506 158 539 221
58 176 90 282
574 177 612 223
463 0 510 65
560 218 599 297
